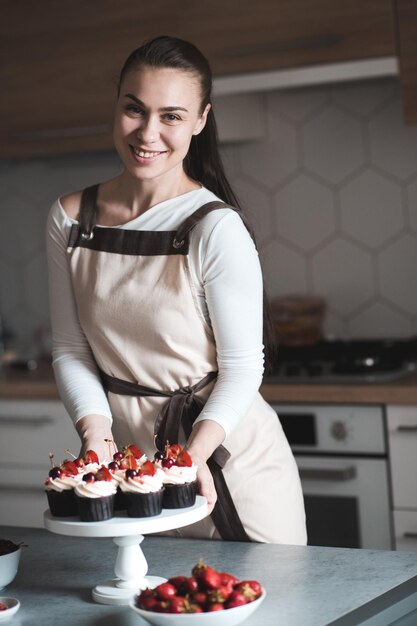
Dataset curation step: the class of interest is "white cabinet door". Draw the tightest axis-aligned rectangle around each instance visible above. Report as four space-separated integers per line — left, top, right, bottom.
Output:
387 406 417 510
394 510 417 552
0 400 80 527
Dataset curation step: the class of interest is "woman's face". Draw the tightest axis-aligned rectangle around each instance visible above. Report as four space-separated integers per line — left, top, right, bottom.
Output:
113 66 210 185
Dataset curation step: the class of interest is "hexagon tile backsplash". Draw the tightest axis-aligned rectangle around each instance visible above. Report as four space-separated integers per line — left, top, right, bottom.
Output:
1 77 417 343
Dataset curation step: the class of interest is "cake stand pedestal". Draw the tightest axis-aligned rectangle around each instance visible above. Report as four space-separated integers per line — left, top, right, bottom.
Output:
44 496 208 605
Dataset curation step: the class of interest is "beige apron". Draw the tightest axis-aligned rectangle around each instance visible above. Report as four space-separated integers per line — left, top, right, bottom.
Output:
67 184 307 544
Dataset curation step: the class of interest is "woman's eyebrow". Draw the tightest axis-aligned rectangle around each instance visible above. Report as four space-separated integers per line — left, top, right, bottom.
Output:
123 93 188 113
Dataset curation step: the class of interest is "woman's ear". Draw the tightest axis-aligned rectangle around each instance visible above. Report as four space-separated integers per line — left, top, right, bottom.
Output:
193 103 212 136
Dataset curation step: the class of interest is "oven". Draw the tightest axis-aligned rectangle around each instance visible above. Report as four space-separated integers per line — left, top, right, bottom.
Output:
272 403 393 550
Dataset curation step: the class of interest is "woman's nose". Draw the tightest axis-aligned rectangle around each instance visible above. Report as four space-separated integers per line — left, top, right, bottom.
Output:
137 115 159 143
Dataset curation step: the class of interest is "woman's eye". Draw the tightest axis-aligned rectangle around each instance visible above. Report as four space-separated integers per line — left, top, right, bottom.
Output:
163 113 181 122
125 105 144 115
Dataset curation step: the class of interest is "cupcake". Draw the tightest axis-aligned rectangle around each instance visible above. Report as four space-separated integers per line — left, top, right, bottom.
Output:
107 444 147 511
44 456 82 517
157 444 198 509
119 461 164 517
74 465 117 521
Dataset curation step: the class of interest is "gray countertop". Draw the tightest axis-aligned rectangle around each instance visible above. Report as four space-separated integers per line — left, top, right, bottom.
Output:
2 525 417 626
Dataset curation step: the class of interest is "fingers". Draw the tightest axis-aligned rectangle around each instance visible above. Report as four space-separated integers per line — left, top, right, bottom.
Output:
196 462 217 514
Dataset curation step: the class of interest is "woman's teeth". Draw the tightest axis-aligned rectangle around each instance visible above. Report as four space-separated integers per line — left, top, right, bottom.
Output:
133 148 163 158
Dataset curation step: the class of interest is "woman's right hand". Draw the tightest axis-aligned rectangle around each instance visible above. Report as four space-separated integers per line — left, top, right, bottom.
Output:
75 414 116 463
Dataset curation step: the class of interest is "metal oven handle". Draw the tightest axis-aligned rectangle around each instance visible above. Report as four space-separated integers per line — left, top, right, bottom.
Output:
397 425 417 432
299 466 357 481
403 532 417 540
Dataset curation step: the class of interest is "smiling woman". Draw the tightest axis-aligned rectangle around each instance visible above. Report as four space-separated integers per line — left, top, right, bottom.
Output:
112 66 210 190
46 35 306 544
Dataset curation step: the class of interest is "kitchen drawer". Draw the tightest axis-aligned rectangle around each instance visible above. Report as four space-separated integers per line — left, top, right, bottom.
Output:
394 510 417 552
387 406 417 509
0 400 80 477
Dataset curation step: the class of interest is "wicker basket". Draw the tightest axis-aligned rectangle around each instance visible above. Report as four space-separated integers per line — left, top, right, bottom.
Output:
271 295 326 346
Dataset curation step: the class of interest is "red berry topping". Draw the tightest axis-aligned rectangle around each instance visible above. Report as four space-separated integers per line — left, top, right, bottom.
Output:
82 472 95 483
84 450 99 464
155 582 177 601
0 603 7 611
139 460 157 476
126 444 143 459
107 461 119 471
162 457 174 469
125 469 138 479
49 467 62 479
95 465 113 482
165 443 182 460
113 451 124 462
74 457 85 469
176 450 192 467
60 460 79 476
154 451 165 461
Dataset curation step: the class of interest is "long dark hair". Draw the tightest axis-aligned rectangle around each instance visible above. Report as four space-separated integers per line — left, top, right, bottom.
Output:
117 36 276 371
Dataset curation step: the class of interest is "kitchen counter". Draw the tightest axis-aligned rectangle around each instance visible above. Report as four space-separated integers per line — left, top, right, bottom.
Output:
261 371 417 405
2 525 417 626
2 361 417 405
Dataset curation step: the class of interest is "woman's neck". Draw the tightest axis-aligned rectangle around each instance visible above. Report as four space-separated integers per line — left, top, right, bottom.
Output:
97 171 201 225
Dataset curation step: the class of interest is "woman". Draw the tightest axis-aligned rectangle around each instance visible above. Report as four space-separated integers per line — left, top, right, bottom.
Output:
46 35 306 544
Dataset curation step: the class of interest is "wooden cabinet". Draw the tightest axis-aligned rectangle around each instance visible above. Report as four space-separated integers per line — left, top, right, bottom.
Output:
183 0 394 76
387 406 417 551
393 0 417 124
0 0 184 158
0 0 395 158
0 399 79 527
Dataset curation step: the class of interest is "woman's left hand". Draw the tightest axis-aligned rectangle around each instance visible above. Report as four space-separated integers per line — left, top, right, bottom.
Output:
193 455 217 514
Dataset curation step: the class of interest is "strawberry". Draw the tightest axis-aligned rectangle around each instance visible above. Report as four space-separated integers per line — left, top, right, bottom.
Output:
225 590 247 608
192 560 221 590
139 460 156 476
233 580 262 602
0 603 7 611
190 591 207 605
119 455 138 470
176 450 192 467
168 596 188 614
84 450 99 464
95 465 113 482
126 444 143 459
60 460 79 476
155 582 177 601
165 443 182 459
188 604 203 614
207 584 233 603
185 576 199 593
220 571 240 586
74 457 85 469
139 596 160 611
167 576 189 594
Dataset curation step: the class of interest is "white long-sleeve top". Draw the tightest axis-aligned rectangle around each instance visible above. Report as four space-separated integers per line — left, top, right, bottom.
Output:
46 186 264 438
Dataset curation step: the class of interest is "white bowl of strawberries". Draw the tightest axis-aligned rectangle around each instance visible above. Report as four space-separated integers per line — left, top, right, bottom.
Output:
129 560 265 626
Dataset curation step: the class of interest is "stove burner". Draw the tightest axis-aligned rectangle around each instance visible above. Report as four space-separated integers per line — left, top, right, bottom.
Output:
268 337 417 383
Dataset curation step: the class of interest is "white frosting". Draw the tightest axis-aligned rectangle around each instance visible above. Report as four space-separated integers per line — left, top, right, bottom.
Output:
74 480 117 498
83 462 100 474
120 473 164 494
162 464 197 485
109 469 126 485
45 474 82 492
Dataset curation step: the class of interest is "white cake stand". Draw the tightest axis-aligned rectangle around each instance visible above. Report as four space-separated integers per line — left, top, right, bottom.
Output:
44 495 208 606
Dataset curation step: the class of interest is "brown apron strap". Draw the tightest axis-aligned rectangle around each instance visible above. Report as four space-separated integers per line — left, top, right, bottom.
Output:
174 201 231 247
99 368 250 541
78 184 99 238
